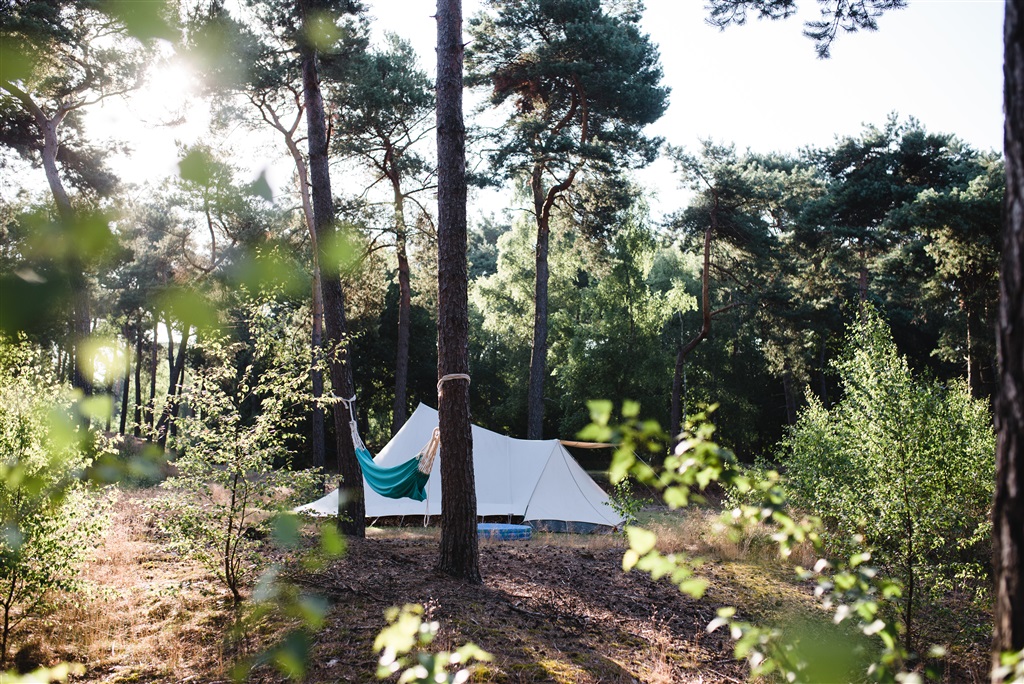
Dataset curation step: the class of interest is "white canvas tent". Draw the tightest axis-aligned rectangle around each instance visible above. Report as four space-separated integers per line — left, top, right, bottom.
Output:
295 404 623 528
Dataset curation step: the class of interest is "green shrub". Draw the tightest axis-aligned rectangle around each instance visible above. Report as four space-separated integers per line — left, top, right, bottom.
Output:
158 298 319 603
608 477 651 526
780 306 994 644
0 338 111 664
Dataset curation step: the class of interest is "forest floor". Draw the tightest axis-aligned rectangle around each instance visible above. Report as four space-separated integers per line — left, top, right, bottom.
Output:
17 488 991 684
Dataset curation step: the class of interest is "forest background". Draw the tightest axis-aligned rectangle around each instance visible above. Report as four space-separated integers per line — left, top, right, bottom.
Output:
0 0 1004 460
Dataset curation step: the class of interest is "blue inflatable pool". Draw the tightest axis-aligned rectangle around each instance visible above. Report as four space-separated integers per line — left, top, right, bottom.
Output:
477 523 532 541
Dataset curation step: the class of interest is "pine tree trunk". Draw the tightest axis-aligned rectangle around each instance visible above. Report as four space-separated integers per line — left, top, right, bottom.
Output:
670 346 684 442
435 0 481 583
134 317 143 438
70 285 92 394
156 323 190 449
527 166 550 440
147 316 158 435
282 116 326 479
299 31 365 537
119 327 131 435
311 273 326 478
782 369 798 426
993 1 1024 677
393 182 412 435
670 208 715 444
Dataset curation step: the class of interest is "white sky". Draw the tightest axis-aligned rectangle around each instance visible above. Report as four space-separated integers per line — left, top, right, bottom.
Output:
85 0 1004 221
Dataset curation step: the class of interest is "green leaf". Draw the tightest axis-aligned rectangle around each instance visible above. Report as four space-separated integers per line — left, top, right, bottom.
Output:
249 170 274 202
625 526 657 555
155 287 219 333
304 11 342 50
178 148 217 185
273 630 309 678
587 400 613 427
319 227 362 277
678 578 708 598
622 548 640 571
622 400 640 419
319 522 346 557
78 395 113 423
663 487 690 509
272 513 301 549
229 249 306 297
0 43 33 82
296 595 329 630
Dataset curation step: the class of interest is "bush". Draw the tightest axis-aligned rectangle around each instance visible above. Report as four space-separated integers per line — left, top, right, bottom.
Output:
780 306 994 643
0 338 111 664
158 298 319 603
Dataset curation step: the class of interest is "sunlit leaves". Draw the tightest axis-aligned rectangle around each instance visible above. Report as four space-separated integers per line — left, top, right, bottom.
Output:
177 146 219 185
781 306 995 623
374 604 492 684
9 209 117 266
1 662 86 684
228 247 308 299
303 11 342 52
78 335 128 387
319 224 363 278
583 398 919 682
154 286 219 334
0 336 113 662
154 295 323 606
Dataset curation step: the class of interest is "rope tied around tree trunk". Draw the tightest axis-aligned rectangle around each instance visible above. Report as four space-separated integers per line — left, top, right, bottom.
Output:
427 374 470 474
437 373 470 394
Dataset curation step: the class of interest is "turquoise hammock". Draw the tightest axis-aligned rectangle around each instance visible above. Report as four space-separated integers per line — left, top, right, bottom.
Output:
339 396 439 502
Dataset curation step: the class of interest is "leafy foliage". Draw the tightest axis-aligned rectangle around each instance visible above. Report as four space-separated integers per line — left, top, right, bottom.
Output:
781 305 994 641
374 604 492 684
583 399 919 682
157 296 320 602
0 337 111 664
607 477 650 527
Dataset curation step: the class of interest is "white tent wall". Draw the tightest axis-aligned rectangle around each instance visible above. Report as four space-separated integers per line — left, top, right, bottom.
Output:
295 404 624 528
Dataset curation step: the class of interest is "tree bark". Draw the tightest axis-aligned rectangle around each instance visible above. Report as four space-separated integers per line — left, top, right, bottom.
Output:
993 1 1024 678
435 0 481 583
156 323 190 449
134 316 143 438
526 164 551 440
392 179 413 435
147 316 158 435
300 31 365 537
119 325 131 436
271 100 327 477
311 271 327 478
